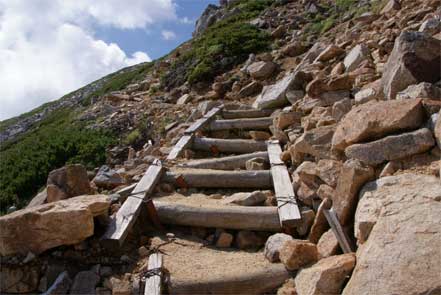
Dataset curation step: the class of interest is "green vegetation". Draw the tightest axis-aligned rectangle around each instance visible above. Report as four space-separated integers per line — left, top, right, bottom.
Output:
304 0 385 38
82 62 153 106
161 0 272 88
124 129 141 145
0 107 116 212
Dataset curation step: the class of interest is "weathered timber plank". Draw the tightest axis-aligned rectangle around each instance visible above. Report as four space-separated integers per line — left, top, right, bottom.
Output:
163 169 272 188
209 117 273 131
222 109 274 119
166 134 194 161
192 137 267 154
185 105 223 134
267 140 284 165
154 201 281 231
102 160 163 245
178 151 269 170
144 253 163 295
167 262 289 294
267 140 302 228
323 208 354 253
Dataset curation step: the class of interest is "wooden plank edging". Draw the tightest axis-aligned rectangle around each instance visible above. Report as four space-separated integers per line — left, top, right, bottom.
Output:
267 140 302 229
102 160 163 245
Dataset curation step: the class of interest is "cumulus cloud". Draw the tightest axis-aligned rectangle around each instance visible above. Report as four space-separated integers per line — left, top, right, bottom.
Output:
161 30 177 40
0 0 176 120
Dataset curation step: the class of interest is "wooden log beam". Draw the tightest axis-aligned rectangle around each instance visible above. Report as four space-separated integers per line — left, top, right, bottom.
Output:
267 140 302 229
166 134 194 161
222 109 274 119
192 137 267 154
167 262 289 295
323 208 354 253
102 160 163 245
209 117 273 131
163 169 272 189
154 201 281 231
185 105 223 134
178 151 269 170
144 253 163 295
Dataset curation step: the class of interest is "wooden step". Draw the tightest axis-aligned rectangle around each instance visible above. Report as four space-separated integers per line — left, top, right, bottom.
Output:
222 108 274 119
178 151 268 170
192 137 267 154
154 201 281 231
209 117 273 131
167 134 193 161
184 105 223 134
149 235 289 294
163 169 272 189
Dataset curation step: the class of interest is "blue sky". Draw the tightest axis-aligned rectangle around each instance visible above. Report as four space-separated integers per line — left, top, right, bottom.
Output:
0 0 218 120
96 0 218 60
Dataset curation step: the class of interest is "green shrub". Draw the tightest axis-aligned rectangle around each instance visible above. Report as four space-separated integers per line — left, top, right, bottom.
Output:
161 0 272 88
0 108 115 212
124 129 141 145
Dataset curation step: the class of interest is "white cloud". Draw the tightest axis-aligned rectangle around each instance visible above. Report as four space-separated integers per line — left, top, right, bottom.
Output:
179 17 194 25
161 30 177 40
0 0 177 120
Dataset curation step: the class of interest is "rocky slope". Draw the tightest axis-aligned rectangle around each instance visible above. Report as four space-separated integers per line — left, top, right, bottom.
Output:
0 0 440 294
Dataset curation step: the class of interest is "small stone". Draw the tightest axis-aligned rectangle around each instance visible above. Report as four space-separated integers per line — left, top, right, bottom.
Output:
279 240 318 271
249 130 271 141
316 44 344 62
344 44 370 72
277 278 297 295
264 233 293 263
223 191 267 206
70 270 100 295
245 157 268 170
248 61 277 80
295 254 356 295
216 232 233 248
274 111 302 130
297 208 315 236
138 246 149 257
317 229 339 258
236 231 265 249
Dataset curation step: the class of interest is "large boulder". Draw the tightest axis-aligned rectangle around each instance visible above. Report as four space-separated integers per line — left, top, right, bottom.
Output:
0 195 110 256
264 233 293 262
46 164 93 203
248 61 276 80
296 254 356 295
0 264 40 293
93 165 125 189
279 240 318 271
292 125 335 160
333 159 375 225
344 44 370 72
343 174 441 294
381 31 441 100
332 99 424 151
253 72 296 109
396 82 441 100
345 128 435 166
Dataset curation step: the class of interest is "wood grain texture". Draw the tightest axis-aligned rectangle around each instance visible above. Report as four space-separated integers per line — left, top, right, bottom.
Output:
267 141 302 228
102 160 163 245
178 151 269 170
144 253 163 295
192 137 267 154
209 117 273 131
166 134 194 160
